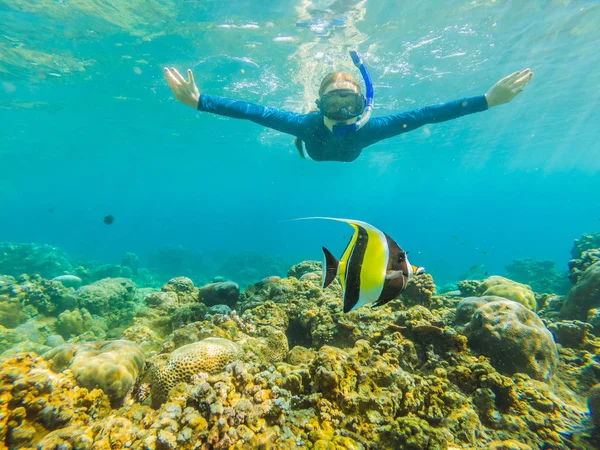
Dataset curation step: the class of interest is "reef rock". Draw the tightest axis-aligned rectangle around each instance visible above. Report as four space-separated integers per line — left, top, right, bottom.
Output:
199 281 240 308
454 296 506 327
287 260 322 279
546 320 593 348
402 273 436 307
562 261 600 320
43 340 145 406
161 276 200 304
464 300 559 381
51 274 83 289
0 242 74 279
572 232 600 259
76 277 137 327
505 258 569 295
55 308 94 339
0 353 111 448
589 383 600 426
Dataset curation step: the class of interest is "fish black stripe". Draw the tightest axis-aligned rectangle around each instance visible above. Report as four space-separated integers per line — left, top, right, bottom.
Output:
344 225 369 313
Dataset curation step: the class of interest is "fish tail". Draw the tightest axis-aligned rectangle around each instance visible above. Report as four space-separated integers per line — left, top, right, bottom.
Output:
321 246 339 289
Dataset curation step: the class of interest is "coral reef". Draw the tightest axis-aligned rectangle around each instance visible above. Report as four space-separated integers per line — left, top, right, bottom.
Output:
562 261 600 320
199 281 240 308
287 260 322 279
146 337 240 407
505 258 570 295
0 353 111 448
402 273 436 307
569 249 600 285
55 307 94 339
1 254 598 449
477 276 537 311
43 340 145 406
76 277 137 327
572 232 600 259
463 300 559 381
547 320 593 348
589 383 600 426
0 242 73 278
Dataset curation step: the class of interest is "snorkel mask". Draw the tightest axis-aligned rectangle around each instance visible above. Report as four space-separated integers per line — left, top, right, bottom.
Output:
316 50 374 137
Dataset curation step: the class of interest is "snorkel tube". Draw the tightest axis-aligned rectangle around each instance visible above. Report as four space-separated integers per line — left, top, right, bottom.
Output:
332 50 374 137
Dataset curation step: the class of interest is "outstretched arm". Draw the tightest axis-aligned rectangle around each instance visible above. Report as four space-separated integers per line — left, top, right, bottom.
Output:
363 68 534 144
365 95 489 142
164 67 307 137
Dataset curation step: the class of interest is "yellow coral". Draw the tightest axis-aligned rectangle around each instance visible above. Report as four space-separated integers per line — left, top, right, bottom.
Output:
257 326 289 364
149 337 240 407
44 340 145 406
477 276 537 311
482 284 537 312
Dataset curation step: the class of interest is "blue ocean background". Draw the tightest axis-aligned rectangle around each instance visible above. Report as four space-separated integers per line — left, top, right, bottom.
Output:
1 0 599 287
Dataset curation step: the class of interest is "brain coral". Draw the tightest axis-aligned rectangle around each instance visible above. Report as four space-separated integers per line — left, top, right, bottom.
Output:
454 296 506 327
477 276 537 311
44 340 145 406
149 337 240 407
562 261 600 320
464 300 558 381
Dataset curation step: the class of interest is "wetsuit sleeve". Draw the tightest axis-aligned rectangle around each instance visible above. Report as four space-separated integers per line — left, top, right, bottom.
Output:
197 94 308 138
364 95 488 144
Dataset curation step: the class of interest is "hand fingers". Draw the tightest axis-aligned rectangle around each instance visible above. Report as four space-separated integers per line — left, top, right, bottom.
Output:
164 67 181 88
501 71 523 84
513 71 533 86
187 69 195 86
171 67 187 84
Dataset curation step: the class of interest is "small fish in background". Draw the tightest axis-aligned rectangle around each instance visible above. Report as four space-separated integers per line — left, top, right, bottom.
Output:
104 215 114 225
48 208 55 214
295 217 425 313
484 271 489 276
52 274 83 288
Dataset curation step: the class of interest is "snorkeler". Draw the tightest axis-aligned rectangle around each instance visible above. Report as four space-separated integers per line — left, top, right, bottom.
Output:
164 51 533 162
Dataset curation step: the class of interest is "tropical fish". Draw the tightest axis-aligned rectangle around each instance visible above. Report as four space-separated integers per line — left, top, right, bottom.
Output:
104 215 114 225
296 217 425 313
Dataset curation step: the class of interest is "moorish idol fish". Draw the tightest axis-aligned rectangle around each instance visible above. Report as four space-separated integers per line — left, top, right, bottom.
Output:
295 217 425 313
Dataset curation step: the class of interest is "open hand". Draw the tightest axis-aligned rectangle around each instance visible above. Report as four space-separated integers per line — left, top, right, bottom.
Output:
164 67 200 108
485 69 533 108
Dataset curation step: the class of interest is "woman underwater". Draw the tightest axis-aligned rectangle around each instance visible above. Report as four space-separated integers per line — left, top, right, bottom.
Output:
164 51 533 162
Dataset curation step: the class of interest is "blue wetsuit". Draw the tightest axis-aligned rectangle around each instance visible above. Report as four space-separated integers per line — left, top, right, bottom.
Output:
198 94 488 162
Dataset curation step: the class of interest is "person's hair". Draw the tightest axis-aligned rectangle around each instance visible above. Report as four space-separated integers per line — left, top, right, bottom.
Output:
318 72 361 97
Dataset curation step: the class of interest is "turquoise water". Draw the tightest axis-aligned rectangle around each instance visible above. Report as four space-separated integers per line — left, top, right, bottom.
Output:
1 0 599 286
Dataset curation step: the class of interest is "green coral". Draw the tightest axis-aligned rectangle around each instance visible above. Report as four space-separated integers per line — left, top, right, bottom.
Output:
55 308 94 339
76 277 137 327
